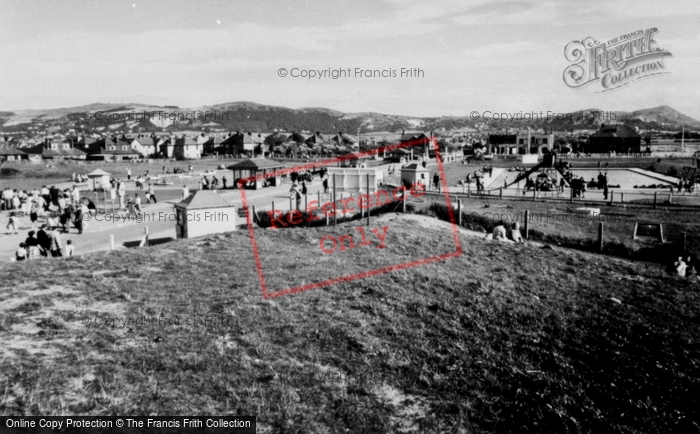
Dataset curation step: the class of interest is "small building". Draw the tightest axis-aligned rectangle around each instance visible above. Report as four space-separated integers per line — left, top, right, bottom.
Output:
588 124 641 154
488 130 554 155
173 191 237 239
24 138 88 160
0 147 27 162
400 163 430 189
227 158 286 189
86 169 111 191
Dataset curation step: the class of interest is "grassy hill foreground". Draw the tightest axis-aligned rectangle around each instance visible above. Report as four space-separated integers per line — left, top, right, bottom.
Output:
0 213 699 433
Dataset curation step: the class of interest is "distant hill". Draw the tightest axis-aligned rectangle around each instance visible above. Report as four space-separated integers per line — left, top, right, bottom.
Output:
1 102 698 135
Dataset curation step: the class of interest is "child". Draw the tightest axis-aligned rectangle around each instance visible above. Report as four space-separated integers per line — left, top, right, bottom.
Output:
15 243 27 261
6 212 19 234
134 194 142 215
30 200 39 230
65 240 74 257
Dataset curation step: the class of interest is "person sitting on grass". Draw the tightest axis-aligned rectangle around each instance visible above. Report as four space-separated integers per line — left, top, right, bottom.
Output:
510 222 524 244
487 223 508 241
15 243 27 261
675 256 687 277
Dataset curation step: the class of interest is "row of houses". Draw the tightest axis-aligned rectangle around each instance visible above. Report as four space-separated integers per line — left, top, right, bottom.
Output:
1 128 449 162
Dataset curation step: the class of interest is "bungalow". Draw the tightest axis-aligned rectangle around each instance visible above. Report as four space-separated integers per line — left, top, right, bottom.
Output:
0 147 27 162
87 137 142 160
24 138 87 160
330 132 359 149
399 131 437 160
220 132 266 158
305 131 332 146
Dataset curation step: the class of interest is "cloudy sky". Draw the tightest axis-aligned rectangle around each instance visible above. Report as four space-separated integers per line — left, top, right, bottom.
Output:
1 0 699 119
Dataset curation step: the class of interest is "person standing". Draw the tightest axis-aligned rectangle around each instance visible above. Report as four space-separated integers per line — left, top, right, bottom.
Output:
301 181 308 196
117 180 126 209
322 177 329 194
182 185 190 200
74 203 84 235
222 176 227 189
48 227 63 257
5 212 19 234
72 185 81 205
30 200 39 230
134 194 142 215
147 184 157 204
433 173 440 191
126 167 132 181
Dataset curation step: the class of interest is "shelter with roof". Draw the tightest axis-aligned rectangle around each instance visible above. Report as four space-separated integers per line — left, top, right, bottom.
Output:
588 124 641 154
173 190 237 239
86 169 111 191
227 158 286 189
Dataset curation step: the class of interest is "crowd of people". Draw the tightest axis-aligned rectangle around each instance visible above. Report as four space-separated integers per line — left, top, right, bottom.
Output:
2 184 91 261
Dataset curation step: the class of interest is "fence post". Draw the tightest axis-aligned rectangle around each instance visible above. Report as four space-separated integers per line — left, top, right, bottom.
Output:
366 173 371 226
533 185 537 201
272 201 275 215
318 190 321 209
304 193 307 211
289 196 293 211
458 199 462 226
499 187 503 199
468 183 471 197
620 192 624 203
598 222 604 253
524 210 530 239
654 192 657 209
402 192 407 213
144 226 149 247
333 174 337 226
110 234 115 251
251 205 256 224
683 232 687 252
669 193 673 204
609 191 614 205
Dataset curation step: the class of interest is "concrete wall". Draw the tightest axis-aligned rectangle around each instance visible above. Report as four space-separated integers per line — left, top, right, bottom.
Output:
327 168 383 191
183 206 237 238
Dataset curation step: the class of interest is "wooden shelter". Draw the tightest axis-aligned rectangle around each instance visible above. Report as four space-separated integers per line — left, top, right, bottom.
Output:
86 169 111 191
227 159 285 190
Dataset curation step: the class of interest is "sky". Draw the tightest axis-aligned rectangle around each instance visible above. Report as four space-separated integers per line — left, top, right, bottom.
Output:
1 0 699 119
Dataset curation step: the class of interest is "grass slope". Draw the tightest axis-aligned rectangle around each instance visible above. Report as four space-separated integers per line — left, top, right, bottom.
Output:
0 215 699 433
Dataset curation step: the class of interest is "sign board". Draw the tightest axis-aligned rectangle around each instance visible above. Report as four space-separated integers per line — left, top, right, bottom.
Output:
633 223 664 242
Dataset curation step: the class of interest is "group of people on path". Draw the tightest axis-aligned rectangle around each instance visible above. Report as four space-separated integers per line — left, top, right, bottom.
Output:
15 227 74 261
